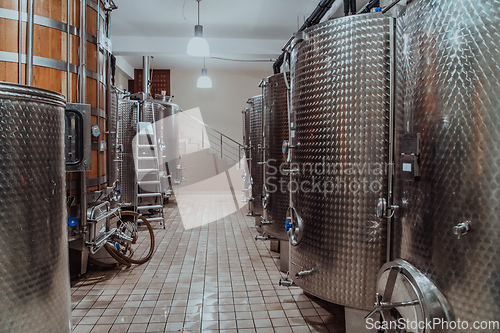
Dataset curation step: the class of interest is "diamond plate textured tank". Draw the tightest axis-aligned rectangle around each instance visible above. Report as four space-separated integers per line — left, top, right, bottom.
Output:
391 0 500 329
0 82 70 332
118 99 139 205
262 73 290 240
248 95 264 216
289 13 393 310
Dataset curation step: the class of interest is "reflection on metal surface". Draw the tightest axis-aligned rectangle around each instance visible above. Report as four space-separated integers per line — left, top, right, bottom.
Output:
262 73 290 240
392 0 500 329
248 95 263 216
286 206 303 246
117 99 139 205
289 13 392 310
0 82 70 332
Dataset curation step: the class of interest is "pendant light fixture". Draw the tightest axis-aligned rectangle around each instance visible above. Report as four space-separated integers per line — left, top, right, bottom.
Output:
197 58 212 89
187 0 210 57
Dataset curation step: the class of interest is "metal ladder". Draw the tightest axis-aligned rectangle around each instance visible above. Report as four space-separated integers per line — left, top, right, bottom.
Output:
135 103 165 229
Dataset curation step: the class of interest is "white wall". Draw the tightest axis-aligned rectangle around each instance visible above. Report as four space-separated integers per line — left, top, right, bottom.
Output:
114 66 131 91
170 68 270 143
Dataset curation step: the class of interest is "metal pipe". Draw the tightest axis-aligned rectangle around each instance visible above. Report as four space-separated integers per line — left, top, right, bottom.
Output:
80 0 87 244
142 56 150 96
67 0 71 100
106 9 113 186
18 0 22 84
26 0 34 86
386 19 396 263
96 3 101 190
80 0 87 103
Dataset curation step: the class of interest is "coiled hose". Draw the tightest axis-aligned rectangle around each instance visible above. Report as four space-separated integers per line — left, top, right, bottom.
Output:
91 211 155 268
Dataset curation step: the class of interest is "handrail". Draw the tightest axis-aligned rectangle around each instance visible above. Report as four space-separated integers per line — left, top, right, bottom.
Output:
181 110 243 148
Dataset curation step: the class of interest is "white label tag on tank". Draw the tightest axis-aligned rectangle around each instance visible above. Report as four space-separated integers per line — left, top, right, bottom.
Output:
403 163 412 172
291 130 295 138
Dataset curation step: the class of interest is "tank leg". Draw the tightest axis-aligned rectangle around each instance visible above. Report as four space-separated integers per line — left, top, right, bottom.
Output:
279 240 289 273
345 307 377 333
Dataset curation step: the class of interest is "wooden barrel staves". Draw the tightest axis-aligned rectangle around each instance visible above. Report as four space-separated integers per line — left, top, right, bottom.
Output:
0 0 113 195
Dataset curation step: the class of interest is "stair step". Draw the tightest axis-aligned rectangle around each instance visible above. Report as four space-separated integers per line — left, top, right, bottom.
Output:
137 205 163 210
138 180 160 185
137 193 162 198
137 169 159 172
137 144 157 148
137 156 156 160
147 217 164 222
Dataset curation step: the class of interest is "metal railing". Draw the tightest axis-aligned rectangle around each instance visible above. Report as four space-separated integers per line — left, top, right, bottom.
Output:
179 111 244 168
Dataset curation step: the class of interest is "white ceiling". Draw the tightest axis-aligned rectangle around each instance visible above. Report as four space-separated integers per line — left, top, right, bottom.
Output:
110 0 369 72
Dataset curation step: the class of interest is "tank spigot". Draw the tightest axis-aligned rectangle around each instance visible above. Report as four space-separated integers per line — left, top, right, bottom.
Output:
255 233 270 241
260 218 272 225
279 272 294 287
295 268 315 279
453 221 471 239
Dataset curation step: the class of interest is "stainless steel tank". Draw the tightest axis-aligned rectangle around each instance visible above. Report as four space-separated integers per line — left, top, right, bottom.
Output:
288 13 393 310
118 99 139 206
262 73 290 240
153 95 181 192
248 95 264 217
380 0 500 330
0 82 71 332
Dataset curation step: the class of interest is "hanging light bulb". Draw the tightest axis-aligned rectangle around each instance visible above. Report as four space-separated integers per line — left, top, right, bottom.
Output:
187 0 209 57
197 58 212 88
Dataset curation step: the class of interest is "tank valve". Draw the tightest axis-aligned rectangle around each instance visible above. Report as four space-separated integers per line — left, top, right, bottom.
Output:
453 221 471 239
285 220 292 231
279 272 294 287
255 233 270 241
260 218 272 225
376 198 399 218
295 268 315 279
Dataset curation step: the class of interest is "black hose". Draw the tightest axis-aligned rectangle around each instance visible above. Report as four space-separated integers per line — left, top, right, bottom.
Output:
344 0 357 15
273 53 286 74
358 0 380 13
273 0 337 73
350 0 357 14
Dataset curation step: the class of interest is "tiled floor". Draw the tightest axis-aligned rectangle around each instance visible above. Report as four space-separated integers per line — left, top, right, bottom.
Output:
71 196 346 333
